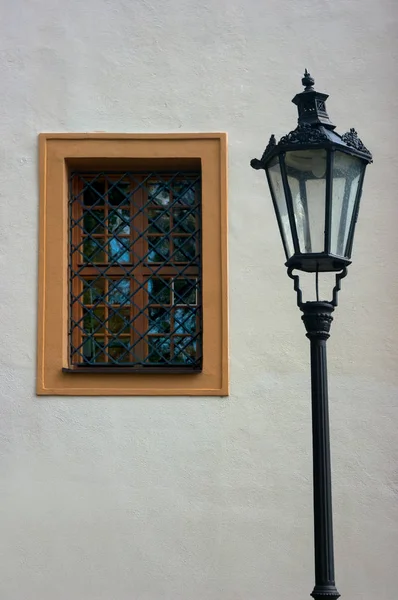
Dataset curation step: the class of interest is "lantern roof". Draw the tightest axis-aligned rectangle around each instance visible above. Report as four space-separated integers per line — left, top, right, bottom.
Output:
251 70 373 170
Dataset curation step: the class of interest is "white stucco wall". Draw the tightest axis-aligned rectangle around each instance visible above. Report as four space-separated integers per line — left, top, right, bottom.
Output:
1 1 397 598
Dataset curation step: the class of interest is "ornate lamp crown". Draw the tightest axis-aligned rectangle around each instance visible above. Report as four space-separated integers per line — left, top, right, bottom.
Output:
251 70 372 170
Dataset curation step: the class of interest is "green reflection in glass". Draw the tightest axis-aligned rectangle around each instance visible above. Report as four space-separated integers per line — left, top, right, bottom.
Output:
173 209 196 233
173 237 196 262
83 336 105 363
148 209 170 233
83 279 106 303
147 336 171 363
107 338 131 363
174 279 197 304
173 337 196 364
147 279 171 304
83 308 105 334
107 308 130 334
83 211 105 234
148 236 170 262
172 181 197 205
83 237 105 262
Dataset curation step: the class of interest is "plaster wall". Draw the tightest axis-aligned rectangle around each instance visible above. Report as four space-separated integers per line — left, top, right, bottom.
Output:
1 1 397 599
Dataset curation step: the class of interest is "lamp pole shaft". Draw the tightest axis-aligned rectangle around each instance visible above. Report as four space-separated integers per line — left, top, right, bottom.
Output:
301 301 340 600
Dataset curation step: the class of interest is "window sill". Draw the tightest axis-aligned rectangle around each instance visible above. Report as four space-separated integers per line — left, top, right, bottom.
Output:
62 366 202 374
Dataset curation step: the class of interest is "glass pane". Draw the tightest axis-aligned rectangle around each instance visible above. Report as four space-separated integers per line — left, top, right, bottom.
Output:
83 308 105 334
267 157 294 258
108 279 130 304
83 237 105 262
173 236 196 262
148 236 170 262
147 337 171 363
330 152 364 257
148 209 170 233
172 181 197 205
173 337 196 363
148 183 170 206
108 237 130 263
83 336 105 363
173 209 196 233
174 279 197 304
83 278 106 303
107 339 131 363
285 149 327 254
148 278 171 304
108 182 129 206
83 211 105 234
83 181 105 206
107 308 130 334
149 308 171 333
108 209 130 234
174 308 196 334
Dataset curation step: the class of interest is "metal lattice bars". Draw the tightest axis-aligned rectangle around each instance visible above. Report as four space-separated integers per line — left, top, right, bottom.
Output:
69 171 202 370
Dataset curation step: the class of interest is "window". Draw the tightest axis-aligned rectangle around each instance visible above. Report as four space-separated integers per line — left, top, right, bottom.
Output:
69 171 202 371
37 133 228 395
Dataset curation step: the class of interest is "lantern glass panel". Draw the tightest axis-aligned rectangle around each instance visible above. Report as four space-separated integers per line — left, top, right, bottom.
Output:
285 149 327 254
330 151 365 258
267 157 294 258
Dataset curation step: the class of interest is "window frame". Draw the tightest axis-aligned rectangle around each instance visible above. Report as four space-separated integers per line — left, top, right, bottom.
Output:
37 133 228 396
68 170 202 371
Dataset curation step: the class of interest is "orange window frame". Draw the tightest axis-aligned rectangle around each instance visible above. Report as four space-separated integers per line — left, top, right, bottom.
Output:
37 133 228 396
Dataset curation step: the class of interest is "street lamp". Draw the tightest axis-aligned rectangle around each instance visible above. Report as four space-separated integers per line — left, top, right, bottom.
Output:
251 70 372 600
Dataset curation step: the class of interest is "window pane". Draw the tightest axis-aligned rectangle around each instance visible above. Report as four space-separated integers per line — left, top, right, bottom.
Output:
148 183 170 206
83 237 106 262
172 181 197 205
108 237 130 263
108 182 129 206
148 279 171 304
83 336 105 363
148 237 170 262
173 337 196 363
83 308 105 334
174 279 197 304
107 308 130 334
108 209 130 234
148 209 170 233
147 337 171 363
83 211 105 234
174 308 196 334
83 181 105 206
266 158 294 258
83 279 106 303
108 338 131 363
149 308 171 333
108 279 130 304
173 237 196 262
173 209 196 233
330 152 364 257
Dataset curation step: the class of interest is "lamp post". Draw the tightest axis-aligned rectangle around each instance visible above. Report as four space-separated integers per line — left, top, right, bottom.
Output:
251 71 372 600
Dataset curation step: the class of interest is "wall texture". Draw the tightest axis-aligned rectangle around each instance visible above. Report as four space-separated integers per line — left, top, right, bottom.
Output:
1 1 397 598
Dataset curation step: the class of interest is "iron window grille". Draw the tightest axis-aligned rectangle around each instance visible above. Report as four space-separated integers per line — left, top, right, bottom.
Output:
69 171 202 372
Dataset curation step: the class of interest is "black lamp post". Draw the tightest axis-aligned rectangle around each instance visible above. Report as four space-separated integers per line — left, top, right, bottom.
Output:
251 71 372 600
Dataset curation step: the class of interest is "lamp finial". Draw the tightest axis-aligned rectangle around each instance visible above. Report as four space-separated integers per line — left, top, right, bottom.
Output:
302 69 315 91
